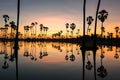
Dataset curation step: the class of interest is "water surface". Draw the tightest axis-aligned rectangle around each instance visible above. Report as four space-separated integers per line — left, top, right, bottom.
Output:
0 42 120 80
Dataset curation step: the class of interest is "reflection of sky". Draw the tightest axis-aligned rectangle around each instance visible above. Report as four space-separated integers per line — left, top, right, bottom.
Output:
0 0 120 36
0 42 120 80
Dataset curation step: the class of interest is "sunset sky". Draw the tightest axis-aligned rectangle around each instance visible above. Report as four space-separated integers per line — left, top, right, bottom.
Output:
0 0 120 37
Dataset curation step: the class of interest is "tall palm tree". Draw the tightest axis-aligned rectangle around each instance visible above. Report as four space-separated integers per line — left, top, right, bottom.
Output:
65 23 69 38
3 15 9 25
70 23 76 38
94 0 101 46
87 16 94 35
114 26 119 38
14 0 20 80
83 0 86 37
98 9 108 37
82 0 86 48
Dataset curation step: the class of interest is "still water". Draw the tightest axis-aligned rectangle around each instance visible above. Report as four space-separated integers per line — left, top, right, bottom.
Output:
0 42 120 80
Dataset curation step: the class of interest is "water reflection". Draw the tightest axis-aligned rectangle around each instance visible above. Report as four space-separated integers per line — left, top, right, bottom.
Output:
0 42 120 80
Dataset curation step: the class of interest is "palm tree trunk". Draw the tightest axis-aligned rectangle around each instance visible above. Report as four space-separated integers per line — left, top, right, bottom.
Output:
14 0 20 80
83 0 86 37
82 0 86 47
87 25 89 35
94 0 101 46
101 22 103 38
94 0 101 35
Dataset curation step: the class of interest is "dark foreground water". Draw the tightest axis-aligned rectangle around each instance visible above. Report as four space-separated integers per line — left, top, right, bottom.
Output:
0 42 120 80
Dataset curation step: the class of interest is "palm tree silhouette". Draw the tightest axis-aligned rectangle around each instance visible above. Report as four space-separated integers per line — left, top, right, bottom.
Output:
35 22 38 38
76 29 80 38
94 0 101 47
44 27 49 37
98 9 108 38
3 15 9 25
40 24 43 38
87 16 94 35
2 15 9 39
24 26 29 39
101 26 105 38
70 23 76 38
10 21 16 39
114 26 119 38
65 23 69 38
31 22 36 38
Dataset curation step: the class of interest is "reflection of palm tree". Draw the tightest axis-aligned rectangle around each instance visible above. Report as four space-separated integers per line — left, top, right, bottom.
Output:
114 46 119 59
2 60 9 69
86 52 93 70
98 9 108 38
87 16 94 35
65 43 69 60
69 54 75 61
9 42 15 62
97 46 107 78
69 44 75 61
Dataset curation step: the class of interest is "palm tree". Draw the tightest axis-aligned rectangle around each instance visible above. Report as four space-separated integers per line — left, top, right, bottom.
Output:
70 23 76 38
10 21 16 39
83 0 86 37
3 15 9 25
35 22 38 38
94 0 101 46
2 15 9 39
88 28 91 35
76 29 80 38
114 26 119 38
45 27 49 37
82 0 86 47
87 16 94 35
101 26 105 38
98 9 108 37
24 26 29 38
65 23 69 38
98 10 108 27
31 22 35 38
40 24 43 38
